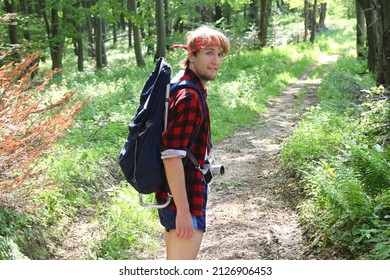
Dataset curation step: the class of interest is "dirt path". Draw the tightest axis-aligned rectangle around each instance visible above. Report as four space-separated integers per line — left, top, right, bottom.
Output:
52 54 338 260
196 54 339 260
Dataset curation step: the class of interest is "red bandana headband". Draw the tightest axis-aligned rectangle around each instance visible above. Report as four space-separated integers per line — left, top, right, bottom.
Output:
170 33 221 52
170 44 188 50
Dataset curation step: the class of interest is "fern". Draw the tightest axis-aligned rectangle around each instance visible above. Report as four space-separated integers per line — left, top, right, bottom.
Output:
0 236 29 260
349 146 390 197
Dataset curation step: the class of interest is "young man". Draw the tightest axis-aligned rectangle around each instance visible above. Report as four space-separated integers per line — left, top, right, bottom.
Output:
155 26 230 260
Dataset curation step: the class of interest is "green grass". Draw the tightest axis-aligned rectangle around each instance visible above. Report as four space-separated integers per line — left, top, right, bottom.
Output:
3 19 377 260
93 183 161 260
280 55 390 259
45 40 318 259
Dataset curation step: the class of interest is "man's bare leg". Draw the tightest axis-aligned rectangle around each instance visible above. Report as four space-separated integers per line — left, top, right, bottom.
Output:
165 230 204 260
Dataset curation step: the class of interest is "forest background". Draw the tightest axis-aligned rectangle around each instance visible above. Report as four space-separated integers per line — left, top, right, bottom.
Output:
0 0 389 260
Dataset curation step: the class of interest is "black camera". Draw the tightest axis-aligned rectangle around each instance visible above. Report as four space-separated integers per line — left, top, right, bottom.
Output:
203 158 225 184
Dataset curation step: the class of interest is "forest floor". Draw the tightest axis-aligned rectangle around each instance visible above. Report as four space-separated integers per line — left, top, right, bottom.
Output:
193 54 339 260
52 54 339 260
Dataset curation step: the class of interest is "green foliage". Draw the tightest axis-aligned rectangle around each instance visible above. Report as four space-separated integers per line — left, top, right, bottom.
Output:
0 208 32 260
327 0 356 19
209 43 316 141
13 30 318 259
0 236 29 260
348 146 390 197
284 0 356 19
281 108 349 174
316 20 357 55
281 53 390 259
94 184 161 260
4 15 385 261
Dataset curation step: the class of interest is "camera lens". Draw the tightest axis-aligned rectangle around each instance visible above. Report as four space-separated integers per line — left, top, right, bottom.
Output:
210 165 224 176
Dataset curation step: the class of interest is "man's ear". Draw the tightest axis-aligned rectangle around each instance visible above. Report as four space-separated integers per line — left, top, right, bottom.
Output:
188 52 196 63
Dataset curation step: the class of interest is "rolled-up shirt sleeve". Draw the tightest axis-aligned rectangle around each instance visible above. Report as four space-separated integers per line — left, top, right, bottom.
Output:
156 69 210 216
161 149 187 159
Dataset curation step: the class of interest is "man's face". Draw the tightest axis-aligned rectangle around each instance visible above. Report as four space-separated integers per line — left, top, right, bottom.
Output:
188 46 225 86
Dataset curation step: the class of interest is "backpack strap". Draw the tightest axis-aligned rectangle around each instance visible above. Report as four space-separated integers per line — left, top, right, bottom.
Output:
170 80 208 174
171 80 207 116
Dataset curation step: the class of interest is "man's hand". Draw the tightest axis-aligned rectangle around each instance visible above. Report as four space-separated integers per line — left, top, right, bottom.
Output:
175 210 195 239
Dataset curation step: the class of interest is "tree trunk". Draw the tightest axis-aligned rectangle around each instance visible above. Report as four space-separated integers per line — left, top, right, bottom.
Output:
356 0 367 59
113 23 117 44
155 0 166 60
258 0 272 48
317 2 327 32
129 0 145 67
50 8 63 69
215 2 222 24
309 0 317 43
250 0 260 29
223 1 232 26
95 16 104 69
101 19 108 66
201 6 213 22
303 0 309 41
38 0 64 70
4 0 19 45
76 24 84 72
165 0 171 36
128 20 133 48
67 1 84 71
379 0 390 86
20 0 32 41
375 0 384 84
126 0 132 48
83 0 94 58
357 0 380 73
119 0 126 31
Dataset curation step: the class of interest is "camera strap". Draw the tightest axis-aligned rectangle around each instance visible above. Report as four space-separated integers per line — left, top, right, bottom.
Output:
185 148 208 175
174 79 209 176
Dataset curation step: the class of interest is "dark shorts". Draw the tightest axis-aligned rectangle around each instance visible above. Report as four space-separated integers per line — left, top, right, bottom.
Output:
158 184 208 232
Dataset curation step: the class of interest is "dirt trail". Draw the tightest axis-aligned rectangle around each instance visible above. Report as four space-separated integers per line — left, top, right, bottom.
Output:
196 54 339 260
52 54 338 260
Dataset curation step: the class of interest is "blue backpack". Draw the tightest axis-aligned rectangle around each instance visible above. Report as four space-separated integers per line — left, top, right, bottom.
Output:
118 57 205 208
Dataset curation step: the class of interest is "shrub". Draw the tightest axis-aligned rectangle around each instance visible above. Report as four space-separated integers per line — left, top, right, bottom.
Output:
0 51 88 212
281 55 390 259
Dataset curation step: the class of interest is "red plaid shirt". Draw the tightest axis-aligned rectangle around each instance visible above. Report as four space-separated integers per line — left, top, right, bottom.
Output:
155 68 211 216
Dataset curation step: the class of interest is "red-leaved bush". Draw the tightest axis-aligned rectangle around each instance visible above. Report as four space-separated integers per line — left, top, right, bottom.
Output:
0 51 89 211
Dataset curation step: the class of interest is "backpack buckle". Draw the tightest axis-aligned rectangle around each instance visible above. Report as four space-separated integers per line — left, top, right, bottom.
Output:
138 193 172 209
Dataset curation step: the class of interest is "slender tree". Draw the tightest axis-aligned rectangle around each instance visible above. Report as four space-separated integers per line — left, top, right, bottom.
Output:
356 0 380 73
309 0 317 43
250 0 260 29
258 0 273 48
95 15 104 68
356 0 367 59
317 2 326 32
375 0 384 84
38 0 64 70
380 0 390 86
303 0 309 41
67 1 84 71
3 0 18 45
165 0 171 36
83 0 95 58
155 0 166 60
129 0 145 67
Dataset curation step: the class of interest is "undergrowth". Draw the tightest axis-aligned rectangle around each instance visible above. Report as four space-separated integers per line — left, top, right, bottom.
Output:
281 55 390 260
2 19 376 260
